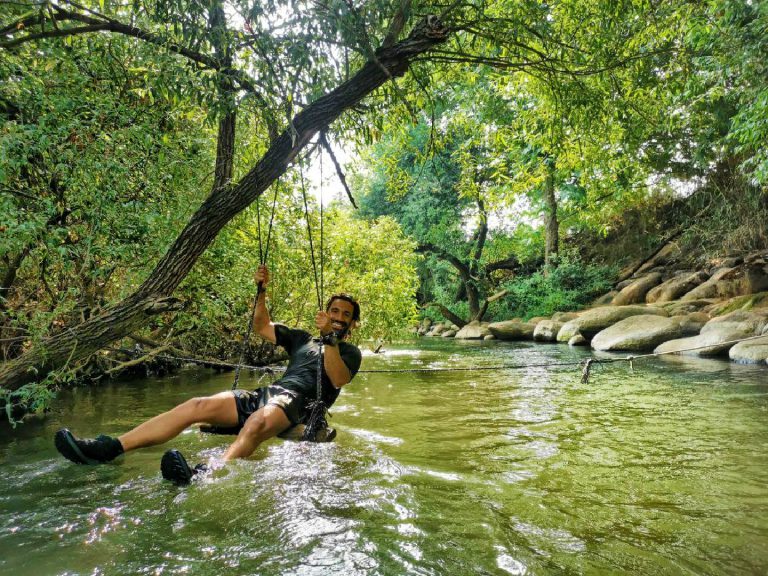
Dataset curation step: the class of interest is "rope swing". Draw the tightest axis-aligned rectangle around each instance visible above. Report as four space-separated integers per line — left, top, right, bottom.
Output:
231 179 279 391
298 151 330 442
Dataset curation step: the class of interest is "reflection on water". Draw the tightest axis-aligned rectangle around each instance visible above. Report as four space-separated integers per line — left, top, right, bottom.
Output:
1 338 767 575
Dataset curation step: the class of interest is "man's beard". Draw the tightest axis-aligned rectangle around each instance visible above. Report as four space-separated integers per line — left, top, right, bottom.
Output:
332 321 350 339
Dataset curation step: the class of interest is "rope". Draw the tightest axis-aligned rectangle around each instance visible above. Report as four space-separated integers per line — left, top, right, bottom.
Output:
299 151 327 441
299 163 323 311
136 334 767 386
232 181 280 391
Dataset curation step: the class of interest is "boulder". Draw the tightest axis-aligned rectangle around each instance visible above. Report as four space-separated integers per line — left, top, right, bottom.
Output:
653 323 757 357
635 242 683 274
680 262 768 301
483 334 496 341
728 335 768 364
557 320 582 342
646 271 709 303
488 320 536 341
556 305 669 341
705 292 768 317
612 273 663 305
661 299 714 316
568 334 588 346
674 312 709 336
533 320 564 342
417 318 432 336
441 329 457 338
681 267 736 300
552 311 579 322
592 291 618 306
591 315 684 352
454 321 492 340
427 323 447 337
703 310 768 336
528 316 549 325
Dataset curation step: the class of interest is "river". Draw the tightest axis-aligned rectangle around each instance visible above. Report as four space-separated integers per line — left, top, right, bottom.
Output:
1 339 767 575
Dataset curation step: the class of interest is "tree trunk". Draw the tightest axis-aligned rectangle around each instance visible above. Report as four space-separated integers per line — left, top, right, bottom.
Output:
544 166 559 265
0 17 449 391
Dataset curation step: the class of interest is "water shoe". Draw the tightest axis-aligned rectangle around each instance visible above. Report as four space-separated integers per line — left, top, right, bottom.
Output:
54 428 124 464
160 449 207 485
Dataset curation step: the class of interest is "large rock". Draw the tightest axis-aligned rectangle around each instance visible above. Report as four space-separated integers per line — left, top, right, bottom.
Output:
661 299 714 316
533 320 564 342
673 312 709 335
568 334 588 346
454 321 492 340
646 271 709 303
703 310 768 336
488 320 536 341
728 335 768 364
427 323 448 337
705 292 768 317
681 261 768 301
441 329 457 338
552 312 579 323
612 272 663 305
591 291 617 306
681 267 736 300
556 305 668 342
653 321 758 357
591 315 684 352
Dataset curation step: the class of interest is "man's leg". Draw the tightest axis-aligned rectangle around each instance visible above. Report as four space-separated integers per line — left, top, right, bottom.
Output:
119 391 238 451
222 404 291 461
55 391 239 464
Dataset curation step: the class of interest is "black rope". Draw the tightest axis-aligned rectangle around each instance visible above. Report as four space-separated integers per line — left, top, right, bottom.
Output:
300 152 329 441
232 181 280 391
299 163 323 310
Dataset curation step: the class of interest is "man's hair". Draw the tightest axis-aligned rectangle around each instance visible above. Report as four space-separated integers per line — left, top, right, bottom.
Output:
325 293 361 322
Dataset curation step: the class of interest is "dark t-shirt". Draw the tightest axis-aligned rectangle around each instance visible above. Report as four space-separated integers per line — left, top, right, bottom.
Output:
274 323 362 408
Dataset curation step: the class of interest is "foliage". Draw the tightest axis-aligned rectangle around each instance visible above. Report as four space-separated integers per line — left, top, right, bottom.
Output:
498 255 616 321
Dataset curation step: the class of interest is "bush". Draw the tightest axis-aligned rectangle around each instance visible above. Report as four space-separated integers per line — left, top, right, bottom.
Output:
497 255 616 320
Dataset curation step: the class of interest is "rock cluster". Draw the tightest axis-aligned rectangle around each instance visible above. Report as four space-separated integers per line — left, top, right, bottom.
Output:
417 250 768 366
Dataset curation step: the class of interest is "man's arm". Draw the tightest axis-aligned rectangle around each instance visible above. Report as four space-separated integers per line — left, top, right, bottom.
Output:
316 310 354 388
323 344 352 389
253 265 276 344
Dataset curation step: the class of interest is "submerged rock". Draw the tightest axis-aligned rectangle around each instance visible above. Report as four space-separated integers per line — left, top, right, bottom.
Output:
591 315 684 352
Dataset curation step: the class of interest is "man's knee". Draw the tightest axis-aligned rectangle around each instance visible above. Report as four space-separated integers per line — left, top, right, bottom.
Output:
178 395 230 420
241 407 288 440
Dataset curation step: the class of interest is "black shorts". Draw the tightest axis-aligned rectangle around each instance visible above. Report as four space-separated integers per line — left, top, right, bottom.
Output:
232 385 305 427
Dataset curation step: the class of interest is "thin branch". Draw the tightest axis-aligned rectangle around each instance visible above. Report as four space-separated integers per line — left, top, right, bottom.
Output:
319 131 357 208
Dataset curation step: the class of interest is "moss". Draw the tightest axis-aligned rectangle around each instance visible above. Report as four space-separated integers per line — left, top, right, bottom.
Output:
707 292 768 316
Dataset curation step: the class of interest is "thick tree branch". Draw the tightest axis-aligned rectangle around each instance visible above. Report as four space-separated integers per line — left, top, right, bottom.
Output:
0 16 450 390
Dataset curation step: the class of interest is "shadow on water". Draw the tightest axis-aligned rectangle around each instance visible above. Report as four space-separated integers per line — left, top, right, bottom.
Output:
1 339 768 575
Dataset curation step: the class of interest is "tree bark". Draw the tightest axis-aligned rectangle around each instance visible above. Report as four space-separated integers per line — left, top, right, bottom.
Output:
544 165 559 265
0 17 449 391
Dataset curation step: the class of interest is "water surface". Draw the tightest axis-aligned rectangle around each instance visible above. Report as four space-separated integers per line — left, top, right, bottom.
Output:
1 339 767 575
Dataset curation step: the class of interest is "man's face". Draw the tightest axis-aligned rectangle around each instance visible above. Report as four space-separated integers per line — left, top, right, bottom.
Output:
327 299 356 338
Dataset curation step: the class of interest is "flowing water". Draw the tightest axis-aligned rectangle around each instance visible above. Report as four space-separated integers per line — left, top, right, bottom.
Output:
1 339 767 575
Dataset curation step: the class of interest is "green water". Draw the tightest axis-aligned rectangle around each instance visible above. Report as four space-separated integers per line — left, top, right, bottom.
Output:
1 339 767 575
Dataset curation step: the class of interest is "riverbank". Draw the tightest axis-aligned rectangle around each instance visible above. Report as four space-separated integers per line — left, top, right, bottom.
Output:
419 249 768 366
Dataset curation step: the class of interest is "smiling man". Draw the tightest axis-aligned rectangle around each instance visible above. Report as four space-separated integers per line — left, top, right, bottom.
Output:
54 264 362 484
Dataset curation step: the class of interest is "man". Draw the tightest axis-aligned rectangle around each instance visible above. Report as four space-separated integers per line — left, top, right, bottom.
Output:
54 264 363 485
